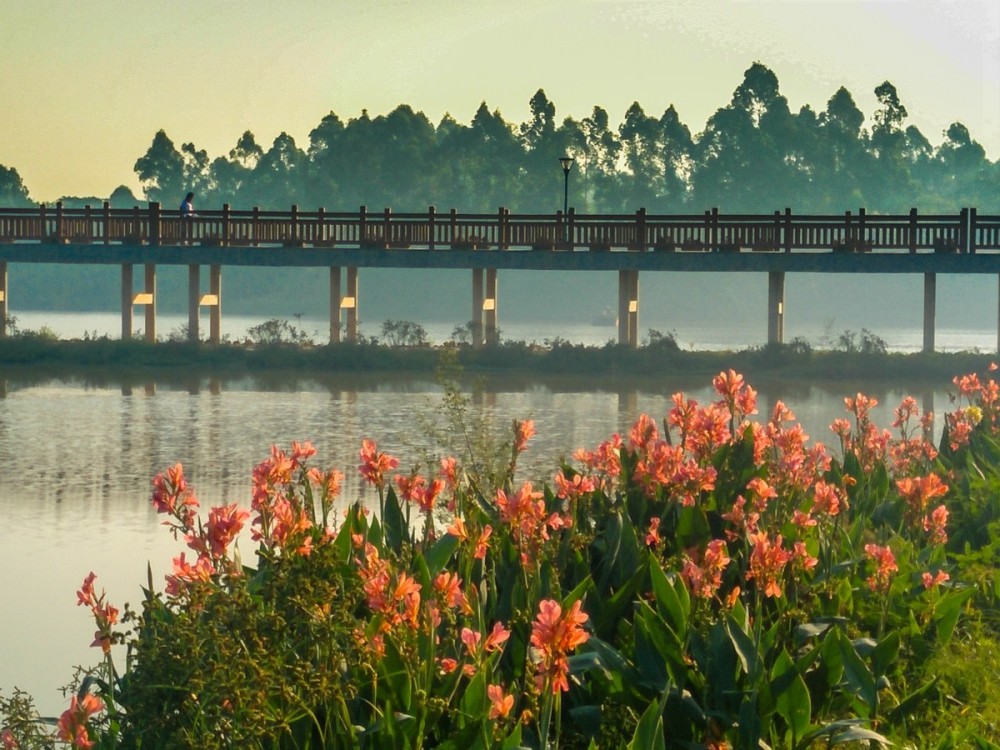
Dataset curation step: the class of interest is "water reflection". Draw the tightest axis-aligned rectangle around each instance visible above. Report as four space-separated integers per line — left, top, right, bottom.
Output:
0 369 955 715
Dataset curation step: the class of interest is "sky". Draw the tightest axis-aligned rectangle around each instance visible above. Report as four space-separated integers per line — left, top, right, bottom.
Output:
2 0 998 204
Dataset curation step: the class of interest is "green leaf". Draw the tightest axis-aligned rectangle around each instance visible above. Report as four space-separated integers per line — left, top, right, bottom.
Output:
628 690 668 750
649 560 688 637
725 612 758 676
423 533 459 576
771 648 811 743
835 629 876 715
934 586 976 645
382 488 408 553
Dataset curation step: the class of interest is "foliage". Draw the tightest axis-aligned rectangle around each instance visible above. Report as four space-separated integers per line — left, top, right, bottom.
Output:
379 319 428 348
8 366 1000 747
9 63 997 213
245 316 315 346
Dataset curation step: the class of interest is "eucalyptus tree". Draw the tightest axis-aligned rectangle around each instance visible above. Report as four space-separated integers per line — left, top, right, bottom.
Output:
867 81 917 211
305 112 347 209
207 130 263 208
133 130 186 205
517 89 564 212
691 63 797 211
0 164 32 206
239 132 309 209
934 121 992 210
814 86 869 211
576 106 622 213
432 103 523 212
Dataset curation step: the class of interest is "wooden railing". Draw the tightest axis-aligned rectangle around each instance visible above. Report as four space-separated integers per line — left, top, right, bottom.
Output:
0 203 997 254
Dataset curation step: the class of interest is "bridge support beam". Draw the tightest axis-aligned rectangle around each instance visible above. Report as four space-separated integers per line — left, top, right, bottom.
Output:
207 265 221 344
484 269 498 345
330 267 342 343
121 264 133 339
143 264 156 342
767 271 785 345
343 267 359 342
188 265 200 341
472 270 483 347
923 273 936 353
0 261 7 337
617 270 639 347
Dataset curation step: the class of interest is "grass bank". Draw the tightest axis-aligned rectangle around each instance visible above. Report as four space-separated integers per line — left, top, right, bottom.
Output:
0 335 995 387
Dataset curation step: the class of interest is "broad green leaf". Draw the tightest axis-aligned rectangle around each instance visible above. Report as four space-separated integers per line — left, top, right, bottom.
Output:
382 488 408 553
628 691 668 750
934 586 976 645
725 612 758 676
771 648 811 742
649 560 688 636
835 629 876 714
423 533 459 576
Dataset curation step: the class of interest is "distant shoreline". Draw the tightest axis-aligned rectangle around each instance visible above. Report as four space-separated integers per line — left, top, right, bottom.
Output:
0 337 995 389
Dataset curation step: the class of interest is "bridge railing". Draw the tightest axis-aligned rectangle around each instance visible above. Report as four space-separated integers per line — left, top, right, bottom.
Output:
0 202 997 253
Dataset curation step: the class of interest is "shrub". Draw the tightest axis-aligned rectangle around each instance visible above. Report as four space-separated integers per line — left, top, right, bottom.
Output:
7 366 1000 747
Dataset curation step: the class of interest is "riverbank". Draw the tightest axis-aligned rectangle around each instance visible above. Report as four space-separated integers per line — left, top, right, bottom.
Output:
0 335 995 387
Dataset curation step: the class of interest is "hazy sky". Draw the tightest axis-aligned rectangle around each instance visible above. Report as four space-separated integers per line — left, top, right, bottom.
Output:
2 0 997 203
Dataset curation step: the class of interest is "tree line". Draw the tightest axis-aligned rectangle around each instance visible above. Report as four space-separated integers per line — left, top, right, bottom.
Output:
1 63 996 215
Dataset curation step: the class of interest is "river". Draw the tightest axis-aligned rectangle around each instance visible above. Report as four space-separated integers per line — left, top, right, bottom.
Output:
0 312 982 716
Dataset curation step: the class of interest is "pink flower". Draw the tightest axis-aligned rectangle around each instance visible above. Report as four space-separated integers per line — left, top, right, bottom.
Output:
56 693 103 749
487 684 514 720
864 543 898 593
530 599 589 694
358 439 399 487
922 570 950 589
513 419 536 453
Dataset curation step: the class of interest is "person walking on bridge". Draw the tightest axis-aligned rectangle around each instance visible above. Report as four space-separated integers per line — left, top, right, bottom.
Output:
179 192 196 244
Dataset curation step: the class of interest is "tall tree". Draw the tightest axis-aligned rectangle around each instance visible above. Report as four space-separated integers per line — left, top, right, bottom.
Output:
0 164 32 206
133 130 185 205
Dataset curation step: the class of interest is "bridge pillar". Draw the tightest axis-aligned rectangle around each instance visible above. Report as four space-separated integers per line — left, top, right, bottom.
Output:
484 268 498 345
188 265 200 341
344 267 359 342
923 273 936 353
121 264 133 339
208 265 221 344
143 264 156 342
330 267 342 343
186 265 222 343
767 271 785 345
617 270 639 347
0 261 7 337
472 269 484 347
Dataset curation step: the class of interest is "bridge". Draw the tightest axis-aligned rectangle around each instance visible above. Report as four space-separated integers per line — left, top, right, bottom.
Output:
1 202 999 350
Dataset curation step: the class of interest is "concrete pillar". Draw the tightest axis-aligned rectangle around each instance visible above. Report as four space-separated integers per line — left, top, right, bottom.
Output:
143 264 156 342
345 267 359 342
484 268 498 345
618 270 639 347
188 265 200 342
121 264 133 340
209 264 221 344
472 269 484 347
767 271 785 345
0 261 7 337
330 266 342 343
923 272 936 353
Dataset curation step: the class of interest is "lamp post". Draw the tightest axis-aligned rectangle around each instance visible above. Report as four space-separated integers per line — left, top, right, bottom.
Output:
559 156 574 243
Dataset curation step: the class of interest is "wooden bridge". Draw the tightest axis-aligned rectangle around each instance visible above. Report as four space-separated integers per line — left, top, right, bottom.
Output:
1 202 999 350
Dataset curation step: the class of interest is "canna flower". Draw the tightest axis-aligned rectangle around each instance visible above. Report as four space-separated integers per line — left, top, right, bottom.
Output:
151 463 199 534
165 552 215 596
896 473 949 521
645 517 662 547
811 480 844 517
628 413 659 451
746 532 791 599
1 729 17 749
864 543 898 593
513 419 536 454
358 438 399 488
682 539 731 599
922 570 950 589
56 693 103 750
553 470 596 502
529 599 590 694
76 572 119 654
487 684 515 720
434 572 472 614
483 621 511 652
201 502 250 559
923 504 949 545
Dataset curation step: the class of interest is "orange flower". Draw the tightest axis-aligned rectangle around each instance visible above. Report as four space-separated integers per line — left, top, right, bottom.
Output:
56 693 103 749
487 684 515 720
864 543 898 593
513 419 536 453
358 438 399 487
746 532 791 599
530 599 590 694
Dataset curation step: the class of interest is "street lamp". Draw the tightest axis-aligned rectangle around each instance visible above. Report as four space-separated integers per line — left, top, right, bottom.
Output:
559 156 574 242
